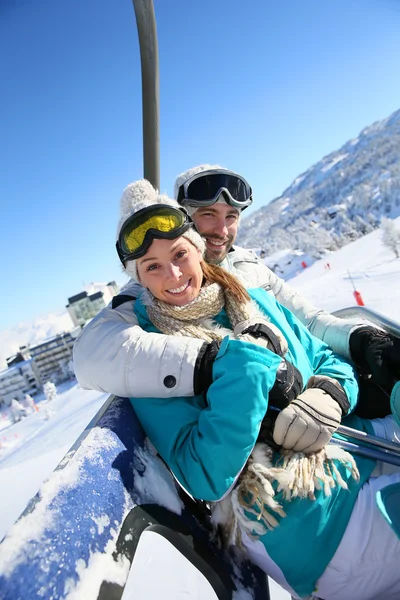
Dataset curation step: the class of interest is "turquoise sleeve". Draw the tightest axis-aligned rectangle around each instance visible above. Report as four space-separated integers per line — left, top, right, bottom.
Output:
280 302 358 413
251 288 359 414
131 337 282 501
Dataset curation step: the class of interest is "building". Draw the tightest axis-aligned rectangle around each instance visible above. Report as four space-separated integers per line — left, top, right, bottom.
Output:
0 359 41 407
28 329 81 385
66 281 119 327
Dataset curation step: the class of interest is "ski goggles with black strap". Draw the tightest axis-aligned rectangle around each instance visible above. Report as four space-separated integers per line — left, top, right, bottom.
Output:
116 205 192 264
176 169 253 210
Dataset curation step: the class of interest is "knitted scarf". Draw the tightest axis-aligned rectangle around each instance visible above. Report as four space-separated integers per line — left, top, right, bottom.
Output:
142 282 360 544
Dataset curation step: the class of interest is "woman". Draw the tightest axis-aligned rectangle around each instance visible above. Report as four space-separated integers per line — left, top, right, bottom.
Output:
116 180 400 600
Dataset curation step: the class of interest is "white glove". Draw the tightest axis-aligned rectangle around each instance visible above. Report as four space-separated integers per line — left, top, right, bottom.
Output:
234 318 288 356
272 388 342 453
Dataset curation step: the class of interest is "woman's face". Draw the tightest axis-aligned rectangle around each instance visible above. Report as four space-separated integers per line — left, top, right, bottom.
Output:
136 237 204 305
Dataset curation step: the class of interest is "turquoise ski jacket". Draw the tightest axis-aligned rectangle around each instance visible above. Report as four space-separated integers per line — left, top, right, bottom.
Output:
131 288 375 597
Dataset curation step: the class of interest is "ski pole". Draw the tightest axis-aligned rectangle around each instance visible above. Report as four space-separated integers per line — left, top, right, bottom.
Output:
336 424 400 455
330 437 400 467
268 405 400 466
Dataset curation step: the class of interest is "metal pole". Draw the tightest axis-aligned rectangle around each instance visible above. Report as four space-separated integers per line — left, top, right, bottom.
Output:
337 424 400 455
330 437 400 468
132 0 160 189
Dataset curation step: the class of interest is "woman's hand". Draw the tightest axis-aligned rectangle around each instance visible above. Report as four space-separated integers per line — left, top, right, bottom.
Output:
272 387 342 453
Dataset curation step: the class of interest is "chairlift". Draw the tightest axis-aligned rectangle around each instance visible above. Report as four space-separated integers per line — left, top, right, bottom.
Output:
0 3 399 600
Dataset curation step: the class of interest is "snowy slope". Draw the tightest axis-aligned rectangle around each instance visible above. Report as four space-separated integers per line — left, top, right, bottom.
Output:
287 217 400 323
0 382 108 540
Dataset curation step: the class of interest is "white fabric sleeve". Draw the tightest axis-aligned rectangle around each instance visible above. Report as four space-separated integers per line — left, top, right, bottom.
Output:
73 299 204 398
265 268 362 358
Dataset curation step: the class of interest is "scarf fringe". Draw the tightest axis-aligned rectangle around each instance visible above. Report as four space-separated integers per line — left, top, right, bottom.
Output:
215 442 360 546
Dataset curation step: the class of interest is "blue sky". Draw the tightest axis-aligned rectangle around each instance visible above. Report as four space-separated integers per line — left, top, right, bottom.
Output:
1 0 400 331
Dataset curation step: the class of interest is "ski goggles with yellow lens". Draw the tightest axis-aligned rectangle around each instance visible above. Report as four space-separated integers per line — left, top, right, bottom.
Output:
116 205 192 264
176 169 253 210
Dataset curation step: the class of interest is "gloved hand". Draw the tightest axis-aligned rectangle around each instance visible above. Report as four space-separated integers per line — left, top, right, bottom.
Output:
272 387 342 453
269 359 303 409
257 359 304 450
234 320 288 356
349 326 400 394
193 340 221 395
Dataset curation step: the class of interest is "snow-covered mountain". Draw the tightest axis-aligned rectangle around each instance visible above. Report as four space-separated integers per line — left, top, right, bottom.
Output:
238 108 400 256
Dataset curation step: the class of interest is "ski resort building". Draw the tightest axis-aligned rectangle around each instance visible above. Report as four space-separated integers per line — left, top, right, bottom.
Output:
0 359 41 407
3 328 81 398
27 329 81 385
66 281 119 327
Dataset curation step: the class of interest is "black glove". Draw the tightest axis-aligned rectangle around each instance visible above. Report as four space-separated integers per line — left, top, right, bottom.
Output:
258 359 303 450
240 323 287 356
355 375 391 419
349 326 400 395
268 359 303 410
193 340 221 395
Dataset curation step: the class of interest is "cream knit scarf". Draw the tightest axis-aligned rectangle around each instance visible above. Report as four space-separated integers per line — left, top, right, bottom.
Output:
143 282 360 545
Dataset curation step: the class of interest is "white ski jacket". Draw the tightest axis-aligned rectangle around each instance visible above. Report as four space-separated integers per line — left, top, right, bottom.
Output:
73 246 362 398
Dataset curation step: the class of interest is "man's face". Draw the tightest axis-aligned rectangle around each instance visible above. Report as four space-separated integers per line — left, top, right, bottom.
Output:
191 203 239 263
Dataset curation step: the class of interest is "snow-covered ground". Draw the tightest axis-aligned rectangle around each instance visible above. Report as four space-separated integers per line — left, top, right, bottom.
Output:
286 221 400 323
0 381 108 540
0 224 399 599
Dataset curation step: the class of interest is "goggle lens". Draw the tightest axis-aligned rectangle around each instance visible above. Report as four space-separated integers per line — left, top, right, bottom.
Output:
122 210 185 254
117 205 190 263
186 173 250 203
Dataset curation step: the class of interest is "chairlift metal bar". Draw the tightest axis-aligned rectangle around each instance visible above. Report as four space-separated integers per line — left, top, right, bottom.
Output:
132 0 160 189
332 306 400 339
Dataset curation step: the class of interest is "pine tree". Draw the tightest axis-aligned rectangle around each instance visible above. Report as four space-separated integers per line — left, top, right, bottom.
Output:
381 218 400 258
43 382 58 402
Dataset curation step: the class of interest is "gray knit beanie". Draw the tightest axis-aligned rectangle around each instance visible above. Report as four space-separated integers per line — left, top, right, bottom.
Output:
117 179 206 282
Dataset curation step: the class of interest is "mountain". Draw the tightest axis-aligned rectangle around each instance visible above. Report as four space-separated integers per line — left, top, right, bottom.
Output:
237 108 400 257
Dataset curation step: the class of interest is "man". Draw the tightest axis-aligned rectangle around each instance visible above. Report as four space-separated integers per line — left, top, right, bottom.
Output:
74 165 399 413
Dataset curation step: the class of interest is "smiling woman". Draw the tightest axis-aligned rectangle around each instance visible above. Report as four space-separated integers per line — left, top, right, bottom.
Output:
137 237 204 306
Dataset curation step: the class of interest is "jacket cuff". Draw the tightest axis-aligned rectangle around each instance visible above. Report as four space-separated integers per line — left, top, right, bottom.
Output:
307 375 350 415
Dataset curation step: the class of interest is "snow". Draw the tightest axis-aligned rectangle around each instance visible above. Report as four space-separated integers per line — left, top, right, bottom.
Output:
121 531 220 599
284 221 400 323
0 381 108 540
321 153 349 173
0 225 399 598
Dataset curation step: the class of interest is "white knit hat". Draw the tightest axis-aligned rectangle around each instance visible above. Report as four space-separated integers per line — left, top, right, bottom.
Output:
117 179 206 282
174 164 242 217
